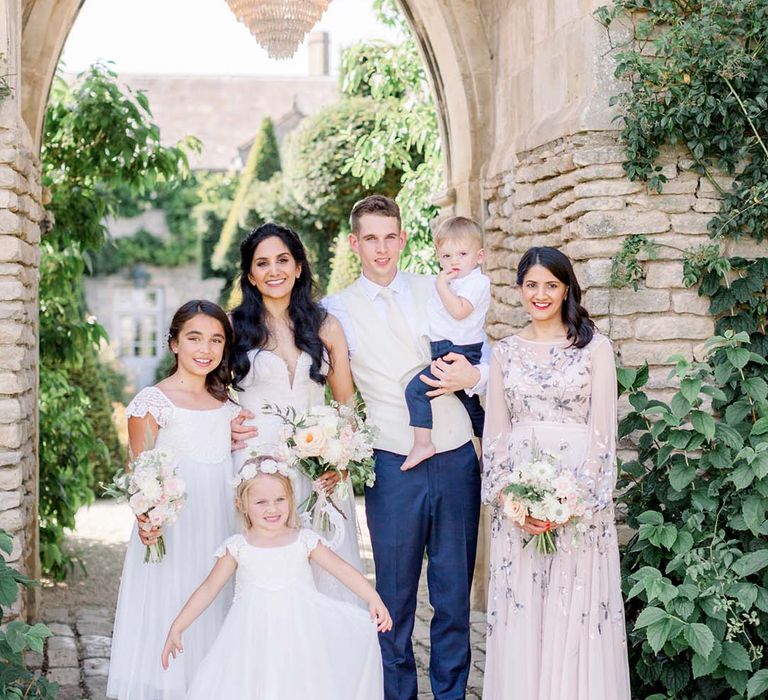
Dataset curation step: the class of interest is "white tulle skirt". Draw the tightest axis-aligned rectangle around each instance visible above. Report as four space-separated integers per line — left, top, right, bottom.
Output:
107 457 236 700
186 583 383 699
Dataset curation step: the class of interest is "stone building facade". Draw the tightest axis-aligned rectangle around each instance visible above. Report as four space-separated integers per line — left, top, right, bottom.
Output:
5 0 767 614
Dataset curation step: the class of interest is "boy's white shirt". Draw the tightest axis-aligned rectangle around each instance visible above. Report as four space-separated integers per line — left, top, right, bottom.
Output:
427 267 491 345
323 270 489 397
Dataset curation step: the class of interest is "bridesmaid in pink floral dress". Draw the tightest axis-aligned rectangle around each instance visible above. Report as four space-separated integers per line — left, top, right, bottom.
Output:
481 247 631 700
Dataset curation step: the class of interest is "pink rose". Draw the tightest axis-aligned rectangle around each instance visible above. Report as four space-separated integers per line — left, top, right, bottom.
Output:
503 497 528 526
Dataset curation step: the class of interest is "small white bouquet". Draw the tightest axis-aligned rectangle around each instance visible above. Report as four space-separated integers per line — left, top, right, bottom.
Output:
105 448 186 563
502 444 587 555
263 401 377 526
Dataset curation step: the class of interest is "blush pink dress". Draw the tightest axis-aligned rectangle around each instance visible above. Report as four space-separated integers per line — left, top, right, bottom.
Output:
481 334 631 700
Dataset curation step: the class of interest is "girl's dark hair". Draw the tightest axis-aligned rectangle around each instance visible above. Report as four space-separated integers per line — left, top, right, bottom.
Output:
516 246 595 349
230 223 328 391
166 299 234 402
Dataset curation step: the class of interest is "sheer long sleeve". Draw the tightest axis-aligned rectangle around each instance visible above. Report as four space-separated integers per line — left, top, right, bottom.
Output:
481 346 514 505
578 336 618 513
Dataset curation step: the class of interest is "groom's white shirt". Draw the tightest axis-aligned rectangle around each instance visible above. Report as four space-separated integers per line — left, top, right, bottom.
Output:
324 271 489 455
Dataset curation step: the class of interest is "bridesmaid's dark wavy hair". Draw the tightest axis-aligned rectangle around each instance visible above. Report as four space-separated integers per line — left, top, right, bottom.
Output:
516 247 595 349
230 223 328 391
165 299 234 403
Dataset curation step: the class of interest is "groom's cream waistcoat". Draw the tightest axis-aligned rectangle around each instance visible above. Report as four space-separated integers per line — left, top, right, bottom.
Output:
338 272 474 455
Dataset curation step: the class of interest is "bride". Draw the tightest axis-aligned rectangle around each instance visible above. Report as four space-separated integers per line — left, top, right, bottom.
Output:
229 222 364 605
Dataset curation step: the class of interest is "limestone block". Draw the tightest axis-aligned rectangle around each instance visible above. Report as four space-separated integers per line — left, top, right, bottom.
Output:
583 289 612 315
646 366 678 390
0 424 23 449
724 239 768 258
549 188 578 211
514 171 576 206
595 316 633 340
618 341 693 366
626 193 695 214
571 210 671 239
635 315 714 341
573 258 612 287
561 196 626 220
21 219 40 244
0 346 27 371
487 323 517 341
47 635 79 668
644 262 685 289
563 237 624 260
84 657 110 676
45 668 80 686
0 489 21 511
694 198 721 213
47 623 74 637
0 302 26 320
698 175 734 197
0 236 38 265
610 289 670 315
0 210 23 236
0 321 32 345
0 190 18 211
81 634 111 658
0 166 19 189
650 233 709 259
0 464 22 490
661 172 699 194
0 149 16 165
0 507 24 531
0 451 21 467
488 268 515 285
0 398 22 423
670 212 714 234
0 280 26 301
572 145 626 166
515 154 575 182
575 164 628 181
573 179 643 199
671 291 711 315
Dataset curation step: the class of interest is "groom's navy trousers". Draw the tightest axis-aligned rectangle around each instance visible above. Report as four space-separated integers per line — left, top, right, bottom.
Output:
365 441 481 700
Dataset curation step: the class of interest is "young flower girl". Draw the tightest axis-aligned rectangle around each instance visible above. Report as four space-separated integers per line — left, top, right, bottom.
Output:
161 455 390 699
107 300 239 700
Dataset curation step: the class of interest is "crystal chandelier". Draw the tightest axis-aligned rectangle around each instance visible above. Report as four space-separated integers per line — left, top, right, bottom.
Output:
225 0 332 59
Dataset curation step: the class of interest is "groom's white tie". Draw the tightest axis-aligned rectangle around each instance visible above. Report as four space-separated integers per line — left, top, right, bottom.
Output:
377 286 419 355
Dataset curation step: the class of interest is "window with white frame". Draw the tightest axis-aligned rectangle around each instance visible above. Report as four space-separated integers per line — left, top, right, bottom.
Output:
116 287 164 359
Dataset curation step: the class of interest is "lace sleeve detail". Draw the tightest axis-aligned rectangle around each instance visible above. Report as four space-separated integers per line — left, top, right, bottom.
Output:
481 344 515 505
578 336 618 514
125 387 174 428
214 534 244 561
298 528 323 554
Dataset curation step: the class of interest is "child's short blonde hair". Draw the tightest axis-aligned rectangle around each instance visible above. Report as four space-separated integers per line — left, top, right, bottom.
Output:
433 216 484 250
235 461 298 529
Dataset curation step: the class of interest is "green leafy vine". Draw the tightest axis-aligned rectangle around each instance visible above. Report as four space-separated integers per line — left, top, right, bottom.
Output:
598 2 768 697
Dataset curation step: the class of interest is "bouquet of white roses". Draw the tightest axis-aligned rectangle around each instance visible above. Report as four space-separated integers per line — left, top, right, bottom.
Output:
105 448 186 563
502 444 587 555
262 401 377 526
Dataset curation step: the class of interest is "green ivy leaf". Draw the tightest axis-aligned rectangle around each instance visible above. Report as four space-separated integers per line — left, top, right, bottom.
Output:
684 622 715 658
733 550 768 578
743 496 767 536
731 464 756 490
726 347 751 369
752 417 768 436
721 641 753 672
691 411 716 441
637 511 664 526
635 606 668 628
747 669 768 699
680 378 703 403
647 618 674 654
669 462 696 492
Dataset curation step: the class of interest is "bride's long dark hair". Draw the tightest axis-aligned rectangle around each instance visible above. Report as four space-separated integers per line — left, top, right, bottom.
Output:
516 246 595 349
230 223 328 391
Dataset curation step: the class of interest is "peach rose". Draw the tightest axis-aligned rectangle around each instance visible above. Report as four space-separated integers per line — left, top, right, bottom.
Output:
503 497 528 526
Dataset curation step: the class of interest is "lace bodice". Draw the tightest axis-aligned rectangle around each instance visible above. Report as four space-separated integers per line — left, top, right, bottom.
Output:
234 350 326 451
125 386 239 463
215 531 321 601
482 334 618 512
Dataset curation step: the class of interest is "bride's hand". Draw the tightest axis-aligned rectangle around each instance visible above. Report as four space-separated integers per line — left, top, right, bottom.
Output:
136 513 162 546
315 470 341 495
520 516 551 536
230 409 258 451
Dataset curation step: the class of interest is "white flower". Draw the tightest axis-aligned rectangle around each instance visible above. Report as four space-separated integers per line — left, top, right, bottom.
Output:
128 492 151 515
322 438 345 466
529 460 556 483
260 458 279 474
134 474 162 502
163 477 185 499
147 503 169 527
549 501 571 524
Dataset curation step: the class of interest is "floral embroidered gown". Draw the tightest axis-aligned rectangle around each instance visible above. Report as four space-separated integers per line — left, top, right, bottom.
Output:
481 334 631 700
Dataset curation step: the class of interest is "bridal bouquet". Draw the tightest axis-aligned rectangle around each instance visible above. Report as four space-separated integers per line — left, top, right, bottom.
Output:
502 445 587 555
105 448 186 563
262 402 377 525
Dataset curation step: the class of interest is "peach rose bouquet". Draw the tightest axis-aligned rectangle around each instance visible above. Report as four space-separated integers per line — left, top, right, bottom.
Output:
261 401 377 527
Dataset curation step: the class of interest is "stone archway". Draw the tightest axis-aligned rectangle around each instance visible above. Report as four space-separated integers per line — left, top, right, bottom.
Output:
2 0 738 618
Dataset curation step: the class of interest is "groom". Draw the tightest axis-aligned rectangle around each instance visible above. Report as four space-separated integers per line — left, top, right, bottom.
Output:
325 195 484 700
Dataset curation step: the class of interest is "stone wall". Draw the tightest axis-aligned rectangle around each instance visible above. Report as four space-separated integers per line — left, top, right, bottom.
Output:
0 116 43 618
483 131 726 395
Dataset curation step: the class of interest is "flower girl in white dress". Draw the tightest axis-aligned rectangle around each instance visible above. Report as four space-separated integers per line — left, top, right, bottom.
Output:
107 301 239 700
161 455 389 700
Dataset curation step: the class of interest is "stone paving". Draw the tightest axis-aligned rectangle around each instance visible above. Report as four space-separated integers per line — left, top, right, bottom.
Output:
36 500 486 699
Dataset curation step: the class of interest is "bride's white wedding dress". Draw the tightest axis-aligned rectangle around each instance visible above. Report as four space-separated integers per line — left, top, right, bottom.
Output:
235 348 365 606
